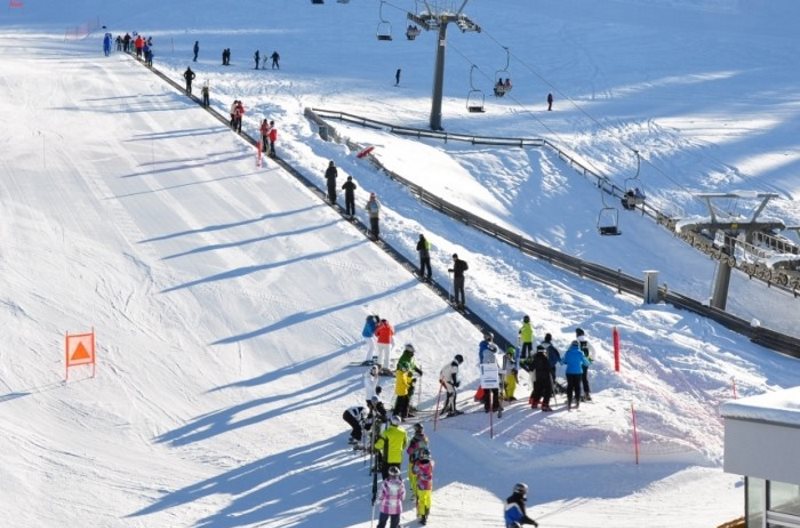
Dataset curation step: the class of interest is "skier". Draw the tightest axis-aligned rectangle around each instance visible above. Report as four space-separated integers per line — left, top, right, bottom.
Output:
504 483 539 527
393 365 413 420
374 415 408 480
342 176 357 218
324 161 338 204
361 314 379 366
547 92 553 111
395 68 401 86
416 234 432 282
364 364 380 407
502 345 519 401
542 333 564 394
563 339 590 410
103 32 112 56
576 328 595 401
447 253 469 309
270 50 280 69
342 405 368 445
366 192 381 240
232 100 245 133
374 318 395 374
518 315 535 362
183 67 196 95
406 422 429 492
439 354 464 417
528 345 554 411
253 49 260 69
411 447 434 525
259 119 270 153
193 40 199 62
376 465 405 528
143 43 153 67
267 121 277 157
479 332 502 413
396 343 423 405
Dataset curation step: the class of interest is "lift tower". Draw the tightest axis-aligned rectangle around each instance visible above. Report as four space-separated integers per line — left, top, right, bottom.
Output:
407 1 480 130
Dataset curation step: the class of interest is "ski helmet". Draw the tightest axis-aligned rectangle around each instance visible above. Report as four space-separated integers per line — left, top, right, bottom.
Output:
413 422 424 432
483 331 494 341
575 327 585 337
371 395 379 403
388 466 401 477
419 447 431 461
454 354 464 364
513 482 528 495
523 315 530 323
390 415 402 426
370 365 379 376
375 385 383 395
404 343 415 354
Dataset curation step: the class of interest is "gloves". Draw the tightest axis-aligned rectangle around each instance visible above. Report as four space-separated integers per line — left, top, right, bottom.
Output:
415 367 423 375
532 522 539 527
454 381 461 388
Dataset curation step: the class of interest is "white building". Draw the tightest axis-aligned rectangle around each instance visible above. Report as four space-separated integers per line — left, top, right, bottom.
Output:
721 386 800 528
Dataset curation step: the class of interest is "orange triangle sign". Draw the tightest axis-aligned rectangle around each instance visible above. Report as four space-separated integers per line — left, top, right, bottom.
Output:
71 342 91 361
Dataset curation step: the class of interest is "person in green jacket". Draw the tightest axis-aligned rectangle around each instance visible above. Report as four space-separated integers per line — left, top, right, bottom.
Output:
375 415 408 479
518 315 535 363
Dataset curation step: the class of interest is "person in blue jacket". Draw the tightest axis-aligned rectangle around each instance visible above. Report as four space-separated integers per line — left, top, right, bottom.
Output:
504 482 538 527
361 314 379 366
563 340 590 410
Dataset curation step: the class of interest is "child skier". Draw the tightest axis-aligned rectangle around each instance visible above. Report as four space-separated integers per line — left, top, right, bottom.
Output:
406 423 429 492
502 345 519 401
504 482 539 527
411 448 434 525
376 466 405 528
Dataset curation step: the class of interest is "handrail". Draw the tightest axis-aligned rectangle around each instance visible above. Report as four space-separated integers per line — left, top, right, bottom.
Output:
306 108 800 358
309 108 800 294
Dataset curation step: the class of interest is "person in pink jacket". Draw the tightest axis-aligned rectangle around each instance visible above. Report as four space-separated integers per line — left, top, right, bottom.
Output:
376 466 405 528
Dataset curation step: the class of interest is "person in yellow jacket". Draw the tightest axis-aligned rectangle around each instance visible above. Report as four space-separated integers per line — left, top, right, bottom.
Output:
518 315 535 363
393 366 414 420
375 415 408 480
502 346 519 401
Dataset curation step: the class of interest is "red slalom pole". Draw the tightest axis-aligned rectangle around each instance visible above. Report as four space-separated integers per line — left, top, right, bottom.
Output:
613 326 621 372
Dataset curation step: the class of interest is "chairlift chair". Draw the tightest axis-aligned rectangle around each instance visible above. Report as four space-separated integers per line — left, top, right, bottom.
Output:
466 65 485 113
622 150 646 209
494 47 512 97
377 1 393 41
406 25 421 40
597 184 622 236
312 0 324 4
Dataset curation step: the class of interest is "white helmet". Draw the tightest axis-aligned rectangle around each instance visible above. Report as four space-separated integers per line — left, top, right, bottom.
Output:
513 482 528 495
390 415 402 426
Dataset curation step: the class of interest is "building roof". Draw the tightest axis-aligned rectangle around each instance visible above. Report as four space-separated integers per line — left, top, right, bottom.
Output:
720 386 800 427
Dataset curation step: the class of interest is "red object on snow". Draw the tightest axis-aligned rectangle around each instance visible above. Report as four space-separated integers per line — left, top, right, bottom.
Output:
356 145 375 158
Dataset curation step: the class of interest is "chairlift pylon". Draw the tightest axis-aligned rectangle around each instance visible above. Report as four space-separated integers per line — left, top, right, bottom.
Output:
466 65 485 113
493 47 512 97
597 181 622 236
377 1 393 41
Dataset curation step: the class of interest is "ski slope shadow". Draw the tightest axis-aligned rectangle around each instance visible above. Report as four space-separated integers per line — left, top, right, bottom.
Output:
161 218 343 260
129 435 376 528
162 239 367 295
156 361 360 447
211 277 418 345
139 204 323 244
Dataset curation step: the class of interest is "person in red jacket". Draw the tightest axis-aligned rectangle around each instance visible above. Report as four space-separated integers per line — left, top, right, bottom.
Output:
259 119 270 153
267 121 277 158
374 318 395 374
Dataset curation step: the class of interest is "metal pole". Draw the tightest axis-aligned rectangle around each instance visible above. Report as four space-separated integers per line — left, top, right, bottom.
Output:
429 20 449 131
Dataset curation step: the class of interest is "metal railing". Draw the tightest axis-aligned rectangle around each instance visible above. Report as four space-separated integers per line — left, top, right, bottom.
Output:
306 108 800 358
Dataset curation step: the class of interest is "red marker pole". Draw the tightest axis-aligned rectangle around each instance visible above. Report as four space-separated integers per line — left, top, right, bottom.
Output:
613 326 621 372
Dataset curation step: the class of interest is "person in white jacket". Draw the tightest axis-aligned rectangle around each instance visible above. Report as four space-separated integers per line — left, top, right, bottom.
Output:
439 354 464 417
364 365 380 410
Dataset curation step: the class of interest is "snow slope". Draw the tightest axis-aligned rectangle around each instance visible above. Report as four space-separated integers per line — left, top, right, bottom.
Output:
1 1 799 527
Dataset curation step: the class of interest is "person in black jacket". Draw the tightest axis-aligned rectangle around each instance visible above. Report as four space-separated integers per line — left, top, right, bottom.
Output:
447 253 469 308
416 234 432 281
254 49 260 69
193 40 199 61
183 67 196 94
526 345 553 411
325 161 338 204
342 176 357 217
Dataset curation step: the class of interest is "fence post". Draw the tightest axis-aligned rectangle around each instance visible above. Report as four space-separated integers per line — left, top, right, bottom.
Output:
613 326 620 372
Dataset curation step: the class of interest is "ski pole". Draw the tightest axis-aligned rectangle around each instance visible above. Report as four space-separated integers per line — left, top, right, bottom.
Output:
433 381 444 432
